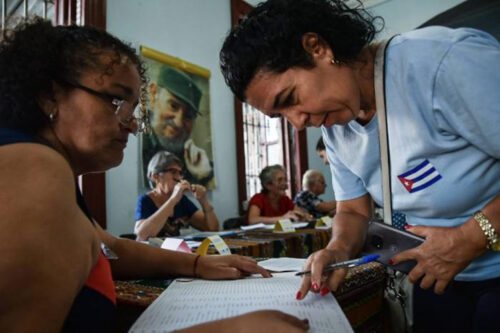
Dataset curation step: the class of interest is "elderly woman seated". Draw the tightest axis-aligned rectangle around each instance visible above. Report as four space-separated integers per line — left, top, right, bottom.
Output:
294 170 336 218
247 165 312 224
135 151 219 240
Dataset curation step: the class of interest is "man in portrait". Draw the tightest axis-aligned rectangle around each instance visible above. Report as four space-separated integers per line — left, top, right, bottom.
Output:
142 67 214 187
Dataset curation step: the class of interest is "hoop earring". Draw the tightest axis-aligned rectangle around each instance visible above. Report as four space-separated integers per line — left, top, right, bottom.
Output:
331 58 341 65
49 110 57 122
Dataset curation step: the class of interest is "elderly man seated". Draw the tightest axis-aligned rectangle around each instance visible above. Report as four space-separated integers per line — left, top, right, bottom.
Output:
294 170 336 218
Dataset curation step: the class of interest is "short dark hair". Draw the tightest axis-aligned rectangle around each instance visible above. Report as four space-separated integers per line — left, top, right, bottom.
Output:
0 17 148 135
220 0 382 101
316 137 326 151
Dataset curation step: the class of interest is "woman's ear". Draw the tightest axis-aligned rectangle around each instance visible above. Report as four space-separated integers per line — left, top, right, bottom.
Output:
36 83 59 117
301 32 332 61
152 173 160 186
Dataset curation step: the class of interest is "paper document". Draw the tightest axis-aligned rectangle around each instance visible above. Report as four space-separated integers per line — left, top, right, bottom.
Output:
129 272 353 333
292 222 309 228
241 223 274 230
241 221 308 231
185 240 201 248
316 225 331 230
181 230 240 240
258 257 307 272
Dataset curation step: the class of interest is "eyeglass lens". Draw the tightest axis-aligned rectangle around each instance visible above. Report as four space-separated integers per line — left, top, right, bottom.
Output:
115 102 150 134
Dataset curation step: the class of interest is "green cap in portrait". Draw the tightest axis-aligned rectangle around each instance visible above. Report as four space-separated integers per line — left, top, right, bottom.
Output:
157 67 202 116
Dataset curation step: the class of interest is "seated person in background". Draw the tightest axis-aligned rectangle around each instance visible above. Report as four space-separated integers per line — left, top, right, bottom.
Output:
135 151 219 241
0 19 308 332
294 170 336 218
316 137 329 165
247 165 312 224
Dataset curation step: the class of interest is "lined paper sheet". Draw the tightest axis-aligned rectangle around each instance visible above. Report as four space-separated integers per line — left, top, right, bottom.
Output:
129 272 353 333
258 257 307 272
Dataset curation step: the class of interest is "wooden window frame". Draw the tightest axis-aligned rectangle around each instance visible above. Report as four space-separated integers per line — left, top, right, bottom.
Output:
230 0 308 215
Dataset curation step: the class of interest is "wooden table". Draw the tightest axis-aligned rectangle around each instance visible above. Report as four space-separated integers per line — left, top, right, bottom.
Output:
113 228 388 332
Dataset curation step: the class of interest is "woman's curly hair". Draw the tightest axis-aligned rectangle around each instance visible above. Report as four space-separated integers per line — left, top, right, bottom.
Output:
220 0 383 102
0 17 148 134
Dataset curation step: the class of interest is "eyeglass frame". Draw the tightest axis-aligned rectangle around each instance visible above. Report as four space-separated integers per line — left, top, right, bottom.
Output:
60 80 149 134
161 167 184 178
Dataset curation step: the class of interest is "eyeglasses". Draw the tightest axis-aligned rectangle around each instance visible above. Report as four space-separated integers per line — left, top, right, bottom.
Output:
62 80 149 134
162 168 183 178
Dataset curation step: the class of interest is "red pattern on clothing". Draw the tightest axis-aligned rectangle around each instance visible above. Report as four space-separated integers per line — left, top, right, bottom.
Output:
246 192 295 224
84 253 116 304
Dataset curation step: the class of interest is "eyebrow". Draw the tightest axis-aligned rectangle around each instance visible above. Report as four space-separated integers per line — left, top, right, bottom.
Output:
110 82 134 98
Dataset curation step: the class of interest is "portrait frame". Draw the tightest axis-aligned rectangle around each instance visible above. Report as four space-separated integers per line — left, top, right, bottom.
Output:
140 46 216 190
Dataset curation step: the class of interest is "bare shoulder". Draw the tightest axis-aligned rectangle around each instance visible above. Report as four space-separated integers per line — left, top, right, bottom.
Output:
0 143 101 332
0 142 100 282
0 143 81 221
0 141 99 236
0 142 73 183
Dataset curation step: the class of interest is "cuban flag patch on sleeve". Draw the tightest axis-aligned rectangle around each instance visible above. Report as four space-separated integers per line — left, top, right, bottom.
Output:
397 159 442 193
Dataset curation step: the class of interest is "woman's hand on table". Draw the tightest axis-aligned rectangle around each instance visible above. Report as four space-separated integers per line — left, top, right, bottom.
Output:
196 254 272 279
294 207 313 221
390 222 487 294
297 248 350 300
281 210 300 221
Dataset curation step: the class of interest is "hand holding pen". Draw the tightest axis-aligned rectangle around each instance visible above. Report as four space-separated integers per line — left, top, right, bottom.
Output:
296 249 380 300
295 254 380 276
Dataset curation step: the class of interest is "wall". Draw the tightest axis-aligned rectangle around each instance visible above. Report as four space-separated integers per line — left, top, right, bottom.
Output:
369 0 466 38
105 0 465 236
106 0 236 236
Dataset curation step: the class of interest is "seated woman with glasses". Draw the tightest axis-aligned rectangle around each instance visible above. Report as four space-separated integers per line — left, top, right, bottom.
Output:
294 170 336 219
247 165 312 225
134 151 219 240
0 19 308 332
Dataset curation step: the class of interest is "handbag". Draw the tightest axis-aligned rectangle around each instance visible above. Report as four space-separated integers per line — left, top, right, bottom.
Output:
374 35 414 333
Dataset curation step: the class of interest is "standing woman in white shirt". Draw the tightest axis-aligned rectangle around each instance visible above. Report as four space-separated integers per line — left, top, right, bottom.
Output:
220 0 500 331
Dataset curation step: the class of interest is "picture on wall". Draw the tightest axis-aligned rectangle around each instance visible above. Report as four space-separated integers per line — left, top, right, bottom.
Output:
140 46 216 189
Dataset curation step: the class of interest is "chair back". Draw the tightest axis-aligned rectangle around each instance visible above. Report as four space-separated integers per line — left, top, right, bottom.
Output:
223 216 245 230
119 233 137 240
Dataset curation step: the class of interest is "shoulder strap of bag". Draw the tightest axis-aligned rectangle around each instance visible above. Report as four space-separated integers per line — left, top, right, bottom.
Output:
374 38 412 333
374 36 397 225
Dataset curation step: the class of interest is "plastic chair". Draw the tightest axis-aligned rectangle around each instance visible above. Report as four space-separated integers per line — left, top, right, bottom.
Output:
223 216 245 230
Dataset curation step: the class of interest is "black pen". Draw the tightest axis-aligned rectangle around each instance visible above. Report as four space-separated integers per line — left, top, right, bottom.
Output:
295 254 380 276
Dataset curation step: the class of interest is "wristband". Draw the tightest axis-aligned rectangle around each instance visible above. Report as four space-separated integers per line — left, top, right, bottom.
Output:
193 254 201 277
